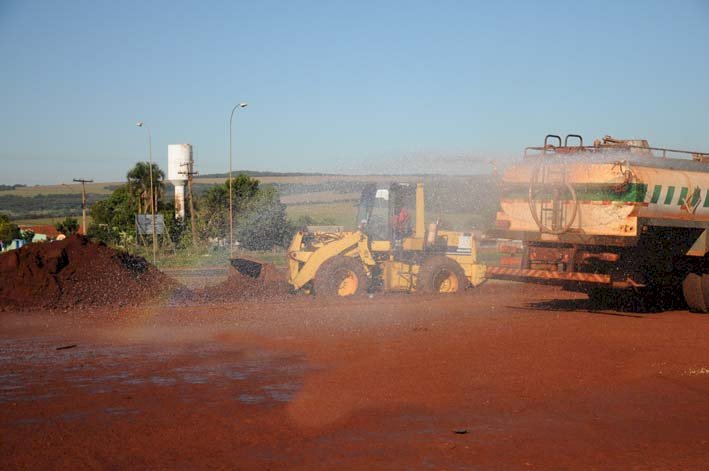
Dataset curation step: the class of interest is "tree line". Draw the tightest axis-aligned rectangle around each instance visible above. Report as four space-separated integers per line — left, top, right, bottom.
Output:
0 184 27 191
87 162 291 251
0 193 90 219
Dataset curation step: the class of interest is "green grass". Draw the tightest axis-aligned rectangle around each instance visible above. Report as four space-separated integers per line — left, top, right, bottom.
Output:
285 204 487 232
286 201 358 228
433 212 487 231
151 247 287 269
14 216 64 226
148 248 229 269
239 250 288 268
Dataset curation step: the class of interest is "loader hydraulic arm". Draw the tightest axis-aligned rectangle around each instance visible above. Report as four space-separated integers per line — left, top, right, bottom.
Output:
288 231 368 290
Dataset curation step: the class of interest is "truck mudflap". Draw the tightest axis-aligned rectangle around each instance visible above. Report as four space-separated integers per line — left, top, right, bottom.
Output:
485 266 611 284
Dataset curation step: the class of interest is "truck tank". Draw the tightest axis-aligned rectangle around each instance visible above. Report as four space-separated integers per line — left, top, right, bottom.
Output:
488 134 709 312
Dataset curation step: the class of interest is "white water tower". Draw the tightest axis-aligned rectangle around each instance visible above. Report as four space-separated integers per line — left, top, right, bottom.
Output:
168 144 193 219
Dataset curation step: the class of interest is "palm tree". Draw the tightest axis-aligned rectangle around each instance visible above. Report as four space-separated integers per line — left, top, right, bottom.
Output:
127 162 165 214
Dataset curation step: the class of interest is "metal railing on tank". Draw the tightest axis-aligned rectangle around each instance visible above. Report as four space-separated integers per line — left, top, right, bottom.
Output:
523 134 709 161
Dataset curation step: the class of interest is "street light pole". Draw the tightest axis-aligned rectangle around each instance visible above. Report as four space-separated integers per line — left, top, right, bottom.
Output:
228 102 248 257
136 121 157 266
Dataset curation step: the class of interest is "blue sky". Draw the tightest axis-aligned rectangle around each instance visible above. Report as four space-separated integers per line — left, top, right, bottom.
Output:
1 0 708 184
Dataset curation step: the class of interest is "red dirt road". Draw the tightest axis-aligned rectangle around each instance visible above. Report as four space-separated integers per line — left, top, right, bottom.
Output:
2 282 709 470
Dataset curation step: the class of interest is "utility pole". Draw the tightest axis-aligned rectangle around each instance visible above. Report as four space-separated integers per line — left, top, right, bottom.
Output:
136 122 157 266
179 162 199 246
73 178 93 235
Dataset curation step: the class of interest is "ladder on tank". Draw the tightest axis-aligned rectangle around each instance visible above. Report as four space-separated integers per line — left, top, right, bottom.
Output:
535 164 568 233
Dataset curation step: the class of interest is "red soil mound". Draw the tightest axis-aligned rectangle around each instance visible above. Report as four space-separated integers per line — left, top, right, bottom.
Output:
0 235 176 310
196 263 291 302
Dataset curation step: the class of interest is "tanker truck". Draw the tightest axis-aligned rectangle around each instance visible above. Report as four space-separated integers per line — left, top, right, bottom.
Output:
487 134 709 312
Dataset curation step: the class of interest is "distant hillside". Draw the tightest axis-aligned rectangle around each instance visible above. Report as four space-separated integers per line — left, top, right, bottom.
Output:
200 171 338 178
198 171 465 179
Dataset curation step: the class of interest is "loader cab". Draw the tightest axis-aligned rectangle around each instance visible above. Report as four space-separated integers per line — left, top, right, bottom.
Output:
357 183 418 242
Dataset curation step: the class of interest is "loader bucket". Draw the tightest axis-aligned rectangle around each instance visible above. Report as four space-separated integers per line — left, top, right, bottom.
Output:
230 257 264 279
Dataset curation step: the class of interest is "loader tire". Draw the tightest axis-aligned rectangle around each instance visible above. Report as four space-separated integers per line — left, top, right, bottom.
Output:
682 273 709 313
417 256 467 294
314 256 367 297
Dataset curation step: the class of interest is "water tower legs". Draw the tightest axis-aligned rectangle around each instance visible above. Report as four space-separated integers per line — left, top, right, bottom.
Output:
174 184 186 219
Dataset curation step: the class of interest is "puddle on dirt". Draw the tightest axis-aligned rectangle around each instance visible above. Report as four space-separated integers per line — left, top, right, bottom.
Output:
180 373 209 384
262 383 300 402
59 411 89 422
121 378 145 385
226 370 248 380
13 417 45 426
236 381 301 405
150 376 177 386
0 337 308 416
7 392 58 403
104 407 139 417
238 393 266 404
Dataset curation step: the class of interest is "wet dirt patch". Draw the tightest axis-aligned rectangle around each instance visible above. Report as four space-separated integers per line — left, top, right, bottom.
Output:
0 339 308 419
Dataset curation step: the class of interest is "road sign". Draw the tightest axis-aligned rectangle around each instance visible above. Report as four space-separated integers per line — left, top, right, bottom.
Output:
135 214 165 235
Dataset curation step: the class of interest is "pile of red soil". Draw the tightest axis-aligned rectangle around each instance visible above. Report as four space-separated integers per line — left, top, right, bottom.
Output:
195 262 291 302
0 235 177 310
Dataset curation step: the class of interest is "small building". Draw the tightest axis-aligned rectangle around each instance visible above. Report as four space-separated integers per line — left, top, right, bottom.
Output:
18 225 62 240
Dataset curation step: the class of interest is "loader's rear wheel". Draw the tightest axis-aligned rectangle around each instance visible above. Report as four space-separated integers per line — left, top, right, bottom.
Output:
417 256 467 294
314 256 367 297
682 273 709 313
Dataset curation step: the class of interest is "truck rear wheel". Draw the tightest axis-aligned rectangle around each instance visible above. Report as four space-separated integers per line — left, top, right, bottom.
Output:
587 287 615 308
417 256 467 294
314 256 367 297
682 273 709 313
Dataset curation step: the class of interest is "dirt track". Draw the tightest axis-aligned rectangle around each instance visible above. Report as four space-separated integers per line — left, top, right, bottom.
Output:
2 282 709 470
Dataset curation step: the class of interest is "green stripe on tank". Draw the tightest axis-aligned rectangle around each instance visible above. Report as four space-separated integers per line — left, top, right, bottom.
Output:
704 189 709 208
503 183 648 202
664 186 675 205
677 187 689 206
650 185 662 204
691 187 701 206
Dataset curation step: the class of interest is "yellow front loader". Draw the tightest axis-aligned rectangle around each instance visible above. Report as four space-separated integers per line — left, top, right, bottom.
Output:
283 182 486 296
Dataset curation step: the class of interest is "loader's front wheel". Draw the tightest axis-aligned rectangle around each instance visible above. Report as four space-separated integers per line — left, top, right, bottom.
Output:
417 256 467 294
314 256 367 297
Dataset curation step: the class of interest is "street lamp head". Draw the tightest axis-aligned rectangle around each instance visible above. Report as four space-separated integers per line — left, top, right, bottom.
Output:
239 103 248 108
136 121 144 127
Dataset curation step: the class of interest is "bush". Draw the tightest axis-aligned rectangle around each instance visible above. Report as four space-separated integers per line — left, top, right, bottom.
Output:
55 217 80 236
235 187 291 250
198 174 259 240
0 213 20 243
164 214 192 249
21 229 35 243
87 224 121 245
